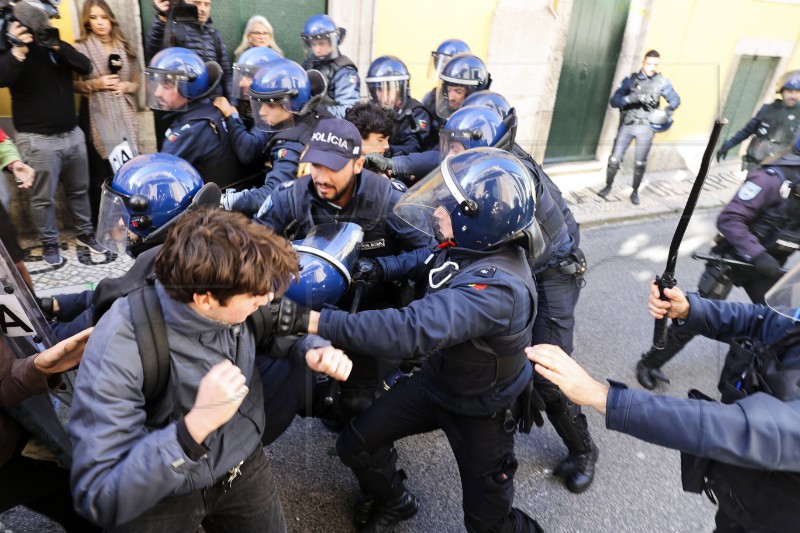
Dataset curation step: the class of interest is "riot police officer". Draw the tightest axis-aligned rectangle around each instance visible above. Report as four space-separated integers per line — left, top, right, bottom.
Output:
432 53 492 120
636 133 800 389
717 70 800 171
145 47 245 188
598 50 681 205
421 38 472 111
300 14 360 118
222 58 332 216
308 147 544 532
365 55 436 154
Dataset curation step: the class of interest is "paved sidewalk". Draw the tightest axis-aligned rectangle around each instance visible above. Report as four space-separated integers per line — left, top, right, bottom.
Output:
17 161 746 294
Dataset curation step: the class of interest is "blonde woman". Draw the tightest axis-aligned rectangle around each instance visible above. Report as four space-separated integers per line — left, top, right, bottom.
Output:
234 15 283 59
73 0 139 224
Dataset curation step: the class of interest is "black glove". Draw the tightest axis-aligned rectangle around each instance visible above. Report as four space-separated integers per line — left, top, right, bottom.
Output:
352 258 384 283
273 297 311 336
716 148 728 163
364 153 393 174
752 252 783 279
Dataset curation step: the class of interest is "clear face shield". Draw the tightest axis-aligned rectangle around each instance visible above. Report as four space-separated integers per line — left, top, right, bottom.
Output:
302 33 340 62
439 128 479 159
435 82 474 119
249 96 296 132
96 181 134 256
366 78 408 112
145 69 191 111
232 63 260 100
765 262 800 321
393 163 461 241
428 51 451 79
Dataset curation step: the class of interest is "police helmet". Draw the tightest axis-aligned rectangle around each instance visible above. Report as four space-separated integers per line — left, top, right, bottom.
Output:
648 108 673 132
461 90 512 119
394 147 537 251
365 55 410 113
283 223 364 311
777 70 800 93
301 14 344 62
440 105 508 158
232 46 282 99
429 39 471 78
435 53 492 119
146 47 221 110
249 58 312 131
96 153 207 255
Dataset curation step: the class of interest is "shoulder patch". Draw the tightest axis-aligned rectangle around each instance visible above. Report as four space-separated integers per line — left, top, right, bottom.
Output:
276 148 288 159
390 179 407 192
737 181 762 201
417 119 428 130
473 267 497 278
348 75 358 85
468 283 488 290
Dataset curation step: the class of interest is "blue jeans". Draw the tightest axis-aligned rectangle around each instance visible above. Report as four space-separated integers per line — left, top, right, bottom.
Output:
109 448 286 533
14 129 93 245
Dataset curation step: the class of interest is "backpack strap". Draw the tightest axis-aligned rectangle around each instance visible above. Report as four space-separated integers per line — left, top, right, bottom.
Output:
128 284 170 404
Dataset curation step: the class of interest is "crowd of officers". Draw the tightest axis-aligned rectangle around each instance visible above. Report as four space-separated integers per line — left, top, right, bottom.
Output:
2 2 800 532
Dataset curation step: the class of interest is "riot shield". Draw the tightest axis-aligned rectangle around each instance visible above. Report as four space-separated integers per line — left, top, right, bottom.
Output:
0 239 74 467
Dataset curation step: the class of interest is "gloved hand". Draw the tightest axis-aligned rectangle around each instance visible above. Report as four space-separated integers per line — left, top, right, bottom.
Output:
352 258 384 283
752 252 784 279
273 298 311 336
220 189 242 211
716 142 731 163
364 153 393 174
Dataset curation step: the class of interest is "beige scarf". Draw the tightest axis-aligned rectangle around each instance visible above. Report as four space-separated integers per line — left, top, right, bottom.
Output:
74 34 139 159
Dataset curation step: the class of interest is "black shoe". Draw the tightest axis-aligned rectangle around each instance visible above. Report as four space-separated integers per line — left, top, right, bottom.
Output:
353 490 375 529
635 360 670 390
597 184 612 199
42 243 64 266
553 443 599 494
77 233 106 254
630 191 640 205
361 488 418 532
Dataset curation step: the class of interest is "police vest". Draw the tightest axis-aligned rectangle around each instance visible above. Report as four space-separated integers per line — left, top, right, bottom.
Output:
622 72 665 124
746 100 800 164
681 328 800 531
392 98 437 150
746 165 800 261
305 55 357 101
421 246 536 416
170 103 244 189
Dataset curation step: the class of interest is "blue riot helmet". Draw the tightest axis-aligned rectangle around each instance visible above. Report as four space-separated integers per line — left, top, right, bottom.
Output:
232 46 282 99
462 90 512 119
395 147 539 252
96 153 208 256
648 108 673 133
435 53 492 119
365 55 410 114
283 223 364 311
301 14 345 62
429 39 471 79
440 105 518 158
146 47 222 111
249 58 312 132
777 70 800 93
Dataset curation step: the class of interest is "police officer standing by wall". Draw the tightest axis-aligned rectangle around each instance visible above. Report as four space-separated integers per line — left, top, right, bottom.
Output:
598 50 681 205
530 274 800 533
717 70 800 171
635 134 800 389
308 147 544 532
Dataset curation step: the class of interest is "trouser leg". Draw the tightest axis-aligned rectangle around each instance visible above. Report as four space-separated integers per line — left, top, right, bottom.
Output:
61 128 94 235
15 133 60 244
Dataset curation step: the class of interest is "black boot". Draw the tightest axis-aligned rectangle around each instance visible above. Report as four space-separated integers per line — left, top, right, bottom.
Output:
599 157 620 199
630 160 646 205
353 489 375 528
361 486 418 532
635 324 697 390
597 184 613 199
630 190 640 205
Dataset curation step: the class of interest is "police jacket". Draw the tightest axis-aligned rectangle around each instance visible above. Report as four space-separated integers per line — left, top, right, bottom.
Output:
146 15 233 101
721 100 800 164
389 98 436 155
162 100 244 189
717 157 800 262
317 245 536 415
302 55 360 119
610 71 681 125
226 101 332 215
606 293 800 531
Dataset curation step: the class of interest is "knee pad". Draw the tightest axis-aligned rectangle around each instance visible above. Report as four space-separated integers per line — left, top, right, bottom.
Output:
607 155 621 169
634 160 647 172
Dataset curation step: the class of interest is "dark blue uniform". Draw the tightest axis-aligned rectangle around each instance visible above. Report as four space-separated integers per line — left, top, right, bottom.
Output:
322 245 541 532
719 99 800 171
388 98 436 156
302 56 360 119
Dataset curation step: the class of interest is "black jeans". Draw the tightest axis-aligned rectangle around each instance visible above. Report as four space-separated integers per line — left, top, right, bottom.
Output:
110 448 286 533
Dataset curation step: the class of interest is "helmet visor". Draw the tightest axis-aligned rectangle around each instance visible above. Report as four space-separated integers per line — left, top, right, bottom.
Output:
232 63 259 100
301 33 340 62
250 97 296 132
96 183 131 256
439 128 479 159
435 82 475 119
366 78 408 111
765 262 800 320
393 160 461 239
145 69 190 111
428 51 450 79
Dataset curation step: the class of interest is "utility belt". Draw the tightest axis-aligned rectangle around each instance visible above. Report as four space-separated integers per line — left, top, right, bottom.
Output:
535 248 587 283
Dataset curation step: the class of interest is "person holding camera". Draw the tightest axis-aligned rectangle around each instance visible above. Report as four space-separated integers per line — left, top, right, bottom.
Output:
0 17 105 266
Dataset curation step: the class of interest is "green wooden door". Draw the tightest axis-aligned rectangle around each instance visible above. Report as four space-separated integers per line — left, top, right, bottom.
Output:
139 0 326 64
544 0 631 164
717 55 780 152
